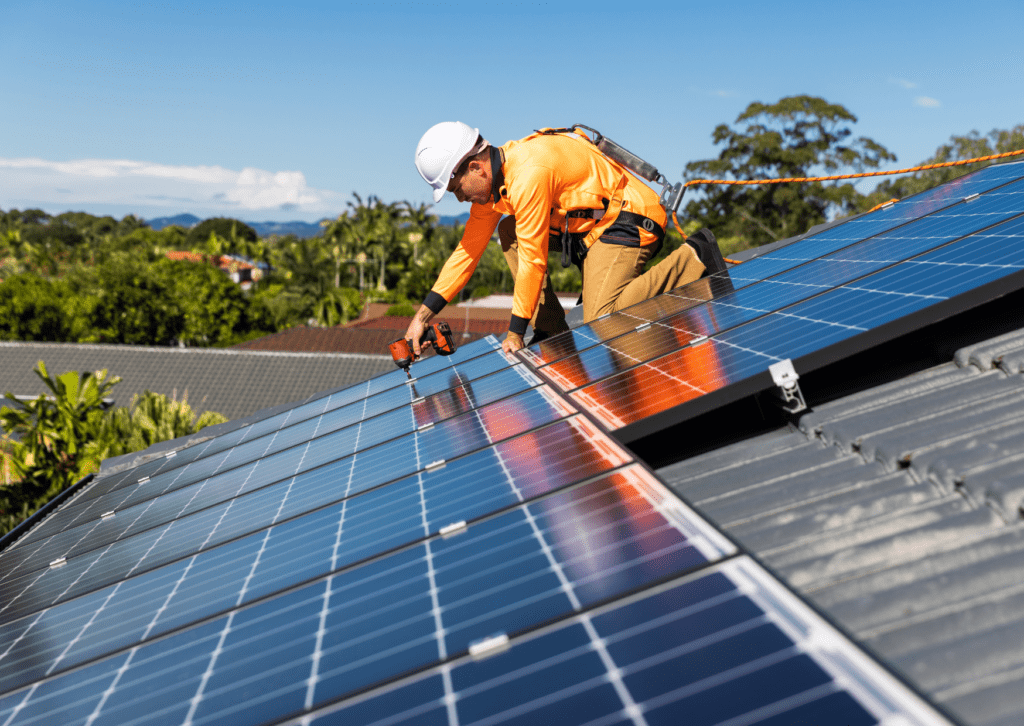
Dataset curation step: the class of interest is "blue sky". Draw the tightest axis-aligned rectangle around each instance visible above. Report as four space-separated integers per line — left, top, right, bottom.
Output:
2 0 1021 223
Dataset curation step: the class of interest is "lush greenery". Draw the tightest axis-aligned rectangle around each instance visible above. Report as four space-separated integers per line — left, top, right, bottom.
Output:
0 362 228 536
0 198 484 346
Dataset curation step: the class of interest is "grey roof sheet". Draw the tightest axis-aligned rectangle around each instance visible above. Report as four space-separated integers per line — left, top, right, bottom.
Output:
0 342 393 421
658 326 1024 726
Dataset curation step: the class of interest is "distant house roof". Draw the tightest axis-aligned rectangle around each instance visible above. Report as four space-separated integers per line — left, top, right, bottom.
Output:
0 341 392 421
234 315 508 355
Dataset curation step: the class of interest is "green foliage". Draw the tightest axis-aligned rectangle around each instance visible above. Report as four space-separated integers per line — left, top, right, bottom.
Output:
98 390 228 458
0 363 229 536
185 217 258 251
683 95 896 249
0 363 120 533
859 124 1024 211
0 275 75 341
385 300 417 317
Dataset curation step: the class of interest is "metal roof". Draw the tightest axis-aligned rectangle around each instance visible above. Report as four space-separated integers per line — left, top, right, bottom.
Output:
0 341 393 421
658 325 1024 726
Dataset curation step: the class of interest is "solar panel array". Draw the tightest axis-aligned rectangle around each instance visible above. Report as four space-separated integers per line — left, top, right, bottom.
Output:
522 161 1024 440
5 163 1020 725
0 335 945 725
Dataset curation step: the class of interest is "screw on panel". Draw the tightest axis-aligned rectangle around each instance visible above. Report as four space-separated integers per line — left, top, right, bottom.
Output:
469 633 510 659
439 521 468 538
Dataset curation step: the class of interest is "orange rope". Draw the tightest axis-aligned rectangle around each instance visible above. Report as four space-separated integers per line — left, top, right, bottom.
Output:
682 147 1024 191
672 147 1024 264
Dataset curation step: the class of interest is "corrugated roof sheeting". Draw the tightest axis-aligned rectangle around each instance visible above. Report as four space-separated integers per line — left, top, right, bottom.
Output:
659 328 1024 726
0 342 393 421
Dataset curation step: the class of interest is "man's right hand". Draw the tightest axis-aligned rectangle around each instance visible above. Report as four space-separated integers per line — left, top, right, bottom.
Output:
404 305 437 357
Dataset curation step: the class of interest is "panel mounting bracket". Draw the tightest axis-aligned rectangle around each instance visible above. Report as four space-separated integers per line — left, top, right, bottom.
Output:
768 359 807 414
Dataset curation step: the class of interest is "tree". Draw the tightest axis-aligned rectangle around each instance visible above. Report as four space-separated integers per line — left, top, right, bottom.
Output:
683 95 896 251
859 124 1024 211
0 275 77 341
185 217 258 251
76 254 186 345
0 364 229 536
98 390 228 458
0 363 120 533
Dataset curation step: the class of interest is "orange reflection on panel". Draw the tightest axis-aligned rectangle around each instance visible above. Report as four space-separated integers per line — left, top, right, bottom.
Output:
411 377 475 429
475 386 574 443
571 337 728 430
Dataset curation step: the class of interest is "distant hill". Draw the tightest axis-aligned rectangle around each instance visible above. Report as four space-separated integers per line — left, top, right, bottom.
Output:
146 213 202 231
145 211 471 238
438 212 470 226
244 220 327 238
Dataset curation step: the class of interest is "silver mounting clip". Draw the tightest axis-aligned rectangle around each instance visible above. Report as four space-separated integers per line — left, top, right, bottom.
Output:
768 359 806 414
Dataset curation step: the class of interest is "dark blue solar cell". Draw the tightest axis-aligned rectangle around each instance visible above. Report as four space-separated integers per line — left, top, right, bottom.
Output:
606 596 764 667
756 691 878 726
623 622 793 701
642 654 833 726
592 571 737 635
456 650 622 725
308 675 448 726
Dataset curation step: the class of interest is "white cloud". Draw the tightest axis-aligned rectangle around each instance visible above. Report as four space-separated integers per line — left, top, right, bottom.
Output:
890 77 917 90
914 96 941 108
0 157 345 216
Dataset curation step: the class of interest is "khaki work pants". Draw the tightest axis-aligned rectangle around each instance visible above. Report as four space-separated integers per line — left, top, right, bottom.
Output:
498 216 706 330
582 238 705 322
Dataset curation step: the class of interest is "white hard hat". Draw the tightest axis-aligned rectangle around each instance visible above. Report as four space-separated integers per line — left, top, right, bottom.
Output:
415 121 480 203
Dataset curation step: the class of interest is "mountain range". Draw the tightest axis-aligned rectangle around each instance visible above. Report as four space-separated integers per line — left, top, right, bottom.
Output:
145 212 471 239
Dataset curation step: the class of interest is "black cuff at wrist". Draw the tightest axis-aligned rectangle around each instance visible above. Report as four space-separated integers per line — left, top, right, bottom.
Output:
509 315 530 336
423 291 447 315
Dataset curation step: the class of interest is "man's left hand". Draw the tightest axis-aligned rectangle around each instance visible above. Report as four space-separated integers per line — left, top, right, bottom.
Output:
502 331 525 355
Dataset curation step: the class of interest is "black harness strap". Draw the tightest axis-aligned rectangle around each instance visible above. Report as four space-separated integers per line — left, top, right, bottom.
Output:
559 207 666 268
489 146 505 204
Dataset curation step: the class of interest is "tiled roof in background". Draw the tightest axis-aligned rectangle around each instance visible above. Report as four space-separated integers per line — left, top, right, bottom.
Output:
0 342 393 421
233 316 508 355
658 326 1024 726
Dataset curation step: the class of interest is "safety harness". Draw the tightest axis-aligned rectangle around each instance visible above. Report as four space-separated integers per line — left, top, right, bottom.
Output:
535 126 666 269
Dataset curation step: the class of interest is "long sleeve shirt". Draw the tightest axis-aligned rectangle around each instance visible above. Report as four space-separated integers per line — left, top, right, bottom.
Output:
423 130 665 334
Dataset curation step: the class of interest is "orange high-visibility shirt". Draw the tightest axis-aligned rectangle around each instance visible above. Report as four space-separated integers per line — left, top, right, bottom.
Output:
426 131 665 332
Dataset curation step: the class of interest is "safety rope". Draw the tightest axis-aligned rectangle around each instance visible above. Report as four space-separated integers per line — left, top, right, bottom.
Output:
672 147 1024 260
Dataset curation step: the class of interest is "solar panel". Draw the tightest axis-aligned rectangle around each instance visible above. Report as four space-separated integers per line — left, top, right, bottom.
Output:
0 466 735 724
520 163 1024 440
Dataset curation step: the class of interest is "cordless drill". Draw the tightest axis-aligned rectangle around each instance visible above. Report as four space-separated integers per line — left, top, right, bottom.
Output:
389 321 457 379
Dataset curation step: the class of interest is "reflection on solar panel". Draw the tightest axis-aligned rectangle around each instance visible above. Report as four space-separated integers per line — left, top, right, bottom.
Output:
0 160 987 724
523 162 1024 440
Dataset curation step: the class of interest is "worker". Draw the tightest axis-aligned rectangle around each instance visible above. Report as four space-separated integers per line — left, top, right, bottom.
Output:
404 121 727 355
